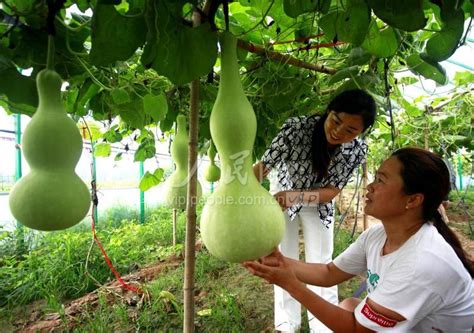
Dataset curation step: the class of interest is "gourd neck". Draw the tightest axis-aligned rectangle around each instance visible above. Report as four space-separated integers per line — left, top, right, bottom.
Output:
219 152 255 185
36 69 64 113
218 32 246 99
208 142 216 164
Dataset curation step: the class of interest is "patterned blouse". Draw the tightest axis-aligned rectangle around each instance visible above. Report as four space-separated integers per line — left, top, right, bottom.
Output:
261 115 367 228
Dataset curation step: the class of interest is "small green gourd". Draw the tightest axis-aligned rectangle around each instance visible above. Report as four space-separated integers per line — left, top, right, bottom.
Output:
164 115 202 210
204 141 221 182
200 32 285 262
9 69 91 231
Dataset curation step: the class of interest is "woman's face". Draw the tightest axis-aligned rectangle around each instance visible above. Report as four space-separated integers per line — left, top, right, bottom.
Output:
324 111 364 145
365 156 411 219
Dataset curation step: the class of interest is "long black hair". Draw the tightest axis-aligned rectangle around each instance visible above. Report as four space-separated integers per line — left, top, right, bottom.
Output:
311 89 376 179
392 147 474 277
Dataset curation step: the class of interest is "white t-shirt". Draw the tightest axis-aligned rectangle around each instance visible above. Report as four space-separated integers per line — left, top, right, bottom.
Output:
333 223 474 332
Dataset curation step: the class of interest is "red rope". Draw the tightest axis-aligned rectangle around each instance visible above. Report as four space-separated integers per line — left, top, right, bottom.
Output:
89 159 142 294
91 213 143 294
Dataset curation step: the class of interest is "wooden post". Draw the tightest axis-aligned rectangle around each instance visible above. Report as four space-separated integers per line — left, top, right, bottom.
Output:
173 208 177 247
183 8 203 332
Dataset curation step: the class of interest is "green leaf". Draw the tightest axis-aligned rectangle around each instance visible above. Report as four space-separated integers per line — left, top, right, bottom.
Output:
336 0 370 46
94 142 111 157
141 0 218 85
425 9 464 61
116 99 146 129
318 11 338 41
0 68 38 107
134 139 156 161
362 21 399 58
346 47 371 66
139 169 164 191
454 71 474 86
283 0 331 18
90 4 147 66
111 88 131 105
406 53 448 85
74 80 101 116
328 66 360 85
143 93 168 122
103 127 123 143
367 0 427 32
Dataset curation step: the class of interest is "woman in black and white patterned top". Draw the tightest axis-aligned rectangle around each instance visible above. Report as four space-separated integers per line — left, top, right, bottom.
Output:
253 89 376 333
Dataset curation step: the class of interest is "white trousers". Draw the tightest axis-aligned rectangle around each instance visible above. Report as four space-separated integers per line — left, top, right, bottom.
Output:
274 207 338 333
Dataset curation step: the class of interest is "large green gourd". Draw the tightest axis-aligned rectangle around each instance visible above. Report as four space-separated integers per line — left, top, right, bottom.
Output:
164 115 202 210
9 69 91 231
204 141 221 182
200 32 285 262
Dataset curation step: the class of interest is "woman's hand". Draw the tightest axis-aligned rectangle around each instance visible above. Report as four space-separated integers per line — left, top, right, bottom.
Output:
243 248 302 291
274 190 302 209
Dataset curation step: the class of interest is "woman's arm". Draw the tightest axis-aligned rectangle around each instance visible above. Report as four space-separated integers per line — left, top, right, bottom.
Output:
274 184 341 209
244 250 375 333
253 161 270 183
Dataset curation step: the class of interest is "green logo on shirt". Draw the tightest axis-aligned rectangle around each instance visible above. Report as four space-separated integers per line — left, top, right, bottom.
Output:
367 269 380 291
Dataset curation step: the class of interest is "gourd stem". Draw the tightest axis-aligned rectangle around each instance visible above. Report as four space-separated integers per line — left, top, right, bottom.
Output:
46 35 55 70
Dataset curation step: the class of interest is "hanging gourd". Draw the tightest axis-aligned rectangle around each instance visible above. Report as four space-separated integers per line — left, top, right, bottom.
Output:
200 32 285 263
164 114 202 210
204 140 221 182
9 36 91 231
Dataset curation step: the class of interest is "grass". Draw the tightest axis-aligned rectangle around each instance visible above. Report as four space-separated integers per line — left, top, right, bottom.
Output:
0 203 363 332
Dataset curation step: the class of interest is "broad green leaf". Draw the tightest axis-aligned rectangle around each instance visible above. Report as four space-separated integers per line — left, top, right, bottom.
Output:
362 22 399 58
283 0 331 18
318 11 339 41
5 0 34 13
117 99 146 129
239 0 268 11
114 152 123 161
0 68 38 107
139 169 164 191
406 53 448 85
75 80 101 116
153 167 164 180
425 9 464 61
103 127 123 143
134 141 156 162
90 4 147 66
328 66 360 85
346 47 371 66
78 121 102 141
160 106 178 133
454 71 474 86
143 93 168 122
367 0 427 32
336 0 370 46
111 88 131 105
141 0 218 85
94 142 111 157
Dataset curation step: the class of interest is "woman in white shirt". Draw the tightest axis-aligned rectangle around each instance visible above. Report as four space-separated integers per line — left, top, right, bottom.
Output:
244 147 474 332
